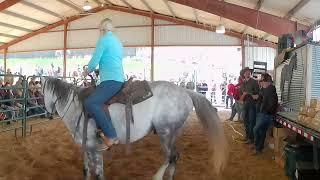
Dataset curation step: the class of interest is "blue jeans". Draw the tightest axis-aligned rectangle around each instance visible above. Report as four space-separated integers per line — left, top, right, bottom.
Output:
84 80 123 139
229 101 243 120
254 113 274 151
243 102 256 142
226 95 234 108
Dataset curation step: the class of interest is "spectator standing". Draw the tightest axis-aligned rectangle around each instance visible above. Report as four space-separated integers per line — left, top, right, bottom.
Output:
226 80 235 108
239 67 259 144
227 76 244 121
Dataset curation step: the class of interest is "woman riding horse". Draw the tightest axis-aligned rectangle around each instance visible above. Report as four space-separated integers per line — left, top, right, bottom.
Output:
83 18 124 149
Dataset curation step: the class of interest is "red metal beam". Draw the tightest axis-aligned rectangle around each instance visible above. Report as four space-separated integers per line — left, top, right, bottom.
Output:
0 0 22 11
169 0 309 37
0 4 276 51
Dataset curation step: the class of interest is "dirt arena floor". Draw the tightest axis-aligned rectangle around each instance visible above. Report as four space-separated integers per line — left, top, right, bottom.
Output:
0 110 288 180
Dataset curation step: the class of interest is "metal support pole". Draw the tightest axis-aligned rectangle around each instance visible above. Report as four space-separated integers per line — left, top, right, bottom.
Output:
4 48 7 72
63 23 68 78
151 14 155 81
241 37 245 68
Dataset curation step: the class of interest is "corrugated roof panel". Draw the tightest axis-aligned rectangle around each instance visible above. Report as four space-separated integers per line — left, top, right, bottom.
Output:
26 0 79 18
225 0 258 9
0 13 43 30
7 3 60 24
222 18 246 33
145 0 172 16
69 9 150 29
127 0 150 11
196 9 220 26
294 0 320 24
0 29 27 37
260 0 300 18
0 37 12 43
169 2 196 22
109 0 127 7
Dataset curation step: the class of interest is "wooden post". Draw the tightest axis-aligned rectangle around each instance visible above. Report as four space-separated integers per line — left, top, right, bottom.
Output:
151 15 155 81
63 23 68 78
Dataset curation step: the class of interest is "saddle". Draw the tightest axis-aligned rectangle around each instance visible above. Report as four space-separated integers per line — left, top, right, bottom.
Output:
78 78 153 146
79 78 153 106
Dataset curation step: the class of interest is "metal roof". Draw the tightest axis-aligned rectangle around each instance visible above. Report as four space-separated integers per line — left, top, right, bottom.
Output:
0 0 318 49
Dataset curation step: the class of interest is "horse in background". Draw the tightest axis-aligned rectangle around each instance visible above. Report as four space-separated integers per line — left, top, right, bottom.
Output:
41 77 228 180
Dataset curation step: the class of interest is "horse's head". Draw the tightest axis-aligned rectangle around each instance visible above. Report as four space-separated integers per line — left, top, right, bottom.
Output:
41 77 57 114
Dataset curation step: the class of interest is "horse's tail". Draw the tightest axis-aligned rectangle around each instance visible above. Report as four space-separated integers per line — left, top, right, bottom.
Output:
186 90 228 175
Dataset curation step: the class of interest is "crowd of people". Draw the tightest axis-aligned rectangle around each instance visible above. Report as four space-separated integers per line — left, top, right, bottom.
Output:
0 71 45 123
225 67 278 155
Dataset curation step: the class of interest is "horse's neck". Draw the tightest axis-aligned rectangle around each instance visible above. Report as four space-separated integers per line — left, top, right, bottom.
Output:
55 88 76 117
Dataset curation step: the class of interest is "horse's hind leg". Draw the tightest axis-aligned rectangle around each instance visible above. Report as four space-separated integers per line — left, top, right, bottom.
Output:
167 145 179 180
153 128 180 180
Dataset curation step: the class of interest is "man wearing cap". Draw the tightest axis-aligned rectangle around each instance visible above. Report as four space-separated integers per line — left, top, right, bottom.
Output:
239 67 259 144
252 73 278 154
83 18 124 149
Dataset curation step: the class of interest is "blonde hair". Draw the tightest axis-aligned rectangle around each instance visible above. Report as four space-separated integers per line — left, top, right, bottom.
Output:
99 18 113 35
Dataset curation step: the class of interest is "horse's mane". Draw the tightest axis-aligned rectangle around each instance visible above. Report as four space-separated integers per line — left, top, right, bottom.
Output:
45 77 78 105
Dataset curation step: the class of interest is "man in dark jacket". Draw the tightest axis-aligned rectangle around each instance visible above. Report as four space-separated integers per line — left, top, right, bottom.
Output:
252 73 278 154
239 67 259 144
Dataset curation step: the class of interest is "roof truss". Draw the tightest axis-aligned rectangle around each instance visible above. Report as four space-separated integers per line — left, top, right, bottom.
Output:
169 0 309 37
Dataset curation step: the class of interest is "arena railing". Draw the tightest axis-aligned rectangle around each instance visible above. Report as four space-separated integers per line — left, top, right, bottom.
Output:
23 76 76 136
0 74 27 138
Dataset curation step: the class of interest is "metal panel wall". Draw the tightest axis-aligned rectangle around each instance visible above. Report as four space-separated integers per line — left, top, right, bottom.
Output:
8 32 64 52
310 44 320 99
245 47 276 70
67 27 151 49
155 25 240 46
70 9 151 29
275 45 306 111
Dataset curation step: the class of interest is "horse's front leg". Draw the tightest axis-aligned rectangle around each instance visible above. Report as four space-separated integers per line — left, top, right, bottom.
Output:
87 149 105 180
83 152 91 180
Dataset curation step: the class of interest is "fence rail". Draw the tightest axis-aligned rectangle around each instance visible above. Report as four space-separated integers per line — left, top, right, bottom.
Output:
0 74 77 137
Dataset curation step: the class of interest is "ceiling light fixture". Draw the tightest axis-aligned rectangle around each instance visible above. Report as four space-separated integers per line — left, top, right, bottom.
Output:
216 16 225 34
83 0 92 11
216 24 225 34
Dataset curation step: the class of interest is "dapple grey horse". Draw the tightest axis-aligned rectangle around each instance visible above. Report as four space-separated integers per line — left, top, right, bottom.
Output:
41 77 228 180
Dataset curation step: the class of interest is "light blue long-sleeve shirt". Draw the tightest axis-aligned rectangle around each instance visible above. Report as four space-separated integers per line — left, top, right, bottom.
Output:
87 31 124 83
